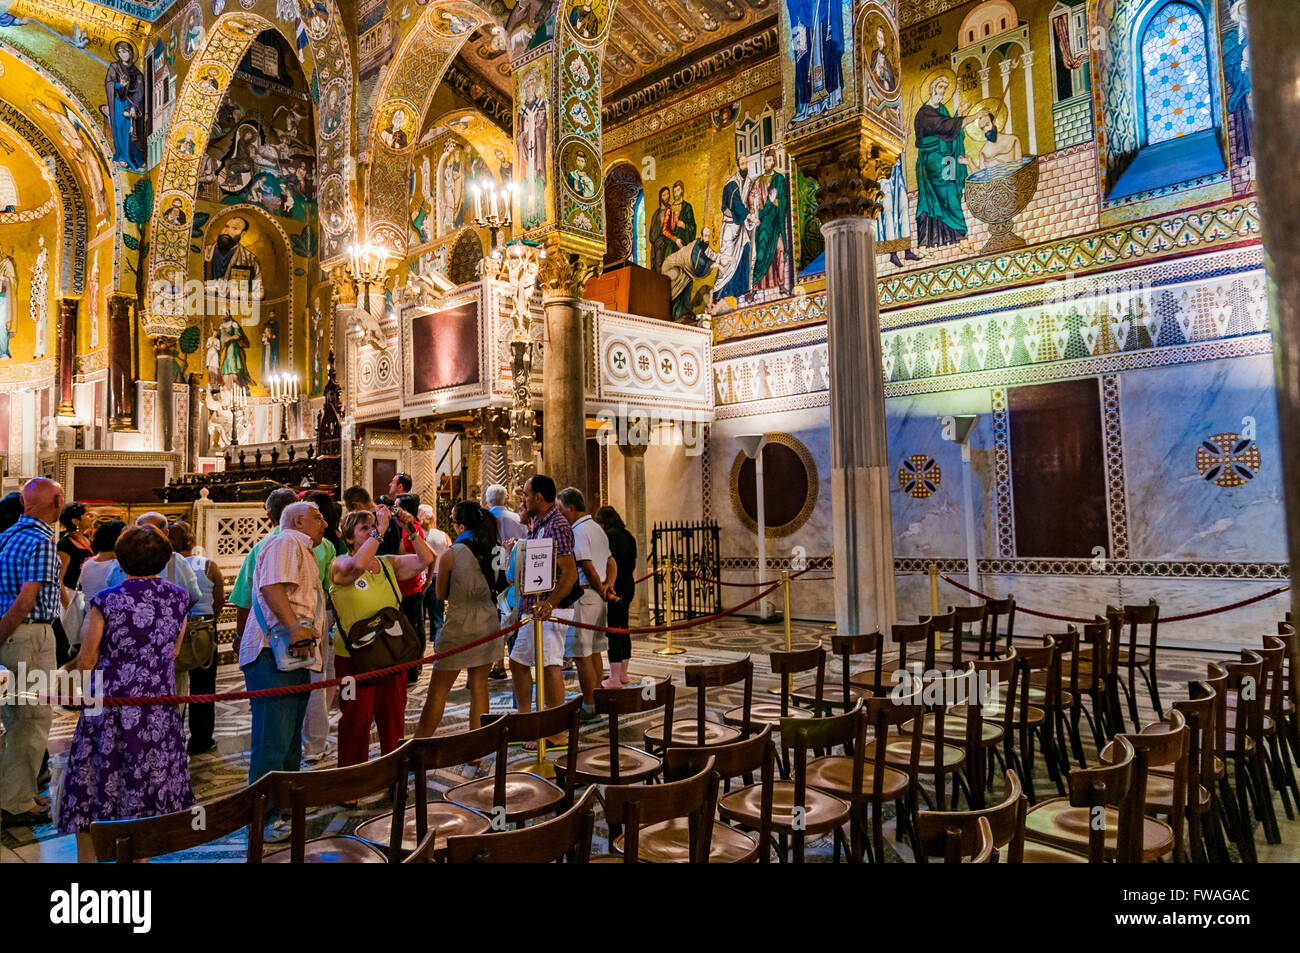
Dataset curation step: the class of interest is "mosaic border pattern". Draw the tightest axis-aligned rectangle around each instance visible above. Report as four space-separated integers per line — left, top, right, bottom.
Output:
991 387 1014 558
1100 374 1131 559
895 557 1290 579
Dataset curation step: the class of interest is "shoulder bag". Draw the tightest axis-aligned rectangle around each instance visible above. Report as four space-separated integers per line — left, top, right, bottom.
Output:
336 557 422 675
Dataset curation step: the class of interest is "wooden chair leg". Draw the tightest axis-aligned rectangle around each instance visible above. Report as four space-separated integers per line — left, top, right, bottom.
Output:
1249 748 1282 844
1125 665 1141 729
869 801 883 864
1267 733 1299 819
1139 664 1165 720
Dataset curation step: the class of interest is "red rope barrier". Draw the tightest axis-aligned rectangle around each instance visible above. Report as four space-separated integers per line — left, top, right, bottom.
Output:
939 573 1289 624
681 562 833 588
562 581 783 635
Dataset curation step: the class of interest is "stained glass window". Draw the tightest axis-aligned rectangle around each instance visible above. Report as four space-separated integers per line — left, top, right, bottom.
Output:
0 168 16 212
633 191 645 266
1140 2 1213 144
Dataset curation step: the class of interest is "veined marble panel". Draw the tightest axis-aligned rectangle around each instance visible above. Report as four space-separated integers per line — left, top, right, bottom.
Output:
1121 354 1286 562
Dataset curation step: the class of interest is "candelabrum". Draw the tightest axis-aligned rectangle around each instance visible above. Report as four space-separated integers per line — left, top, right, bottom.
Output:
229 383 248 448
471 177 517 269
270 371 300 442
496 239 544 495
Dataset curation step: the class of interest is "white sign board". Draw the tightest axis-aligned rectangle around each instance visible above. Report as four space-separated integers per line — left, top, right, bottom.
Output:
521 538 556 596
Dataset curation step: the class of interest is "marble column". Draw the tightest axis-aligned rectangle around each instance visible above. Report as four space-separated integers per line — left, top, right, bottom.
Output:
107 294 136 430
508 339 537 495
1248 0 1300 620
539 249 597 493
619 435 648 606
57 298 78 417
155 336 178 454
802 146 896 635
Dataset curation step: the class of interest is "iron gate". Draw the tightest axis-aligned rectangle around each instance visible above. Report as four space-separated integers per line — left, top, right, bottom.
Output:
650 521 721 624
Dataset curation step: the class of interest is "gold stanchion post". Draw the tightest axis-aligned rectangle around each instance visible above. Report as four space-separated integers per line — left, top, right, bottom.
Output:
928 562 941 651
782 569 792 651
523 614 555 779
654 556 685 656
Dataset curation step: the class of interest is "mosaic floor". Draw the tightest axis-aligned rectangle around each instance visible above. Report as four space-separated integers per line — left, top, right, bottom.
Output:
3 615 1298 862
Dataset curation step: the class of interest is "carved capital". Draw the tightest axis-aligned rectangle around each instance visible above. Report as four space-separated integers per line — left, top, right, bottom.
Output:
407 420 439 452
152 335 180 355
799 141 889 224
538 244 600 300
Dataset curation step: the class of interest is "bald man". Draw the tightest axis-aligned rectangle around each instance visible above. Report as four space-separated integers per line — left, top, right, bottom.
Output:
0 478 64 825
104 511 203 607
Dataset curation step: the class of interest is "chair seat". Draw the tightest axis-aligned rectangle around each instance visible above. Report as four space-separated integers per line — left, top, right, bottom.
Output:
557 743 662 785
1145 772 1212 813
265 834 388 863
1019 841 1090 863
805 755 910 801
446 772 565 823
869 737 965 773
643 719 741 749
791 682 868 708
1223 729 1259 756
613 817 758 863
911 712 1003 747
1024 799 1174 862
353 801 490 856
848 664 902 692
722 701 814 730
956 700 1046 728
718 780 851 835
1223 707 1276 736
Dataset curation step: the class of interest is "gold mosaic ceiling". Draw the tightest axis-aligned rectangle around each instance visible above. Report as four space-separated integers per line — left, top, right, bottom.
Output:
459 0 777 97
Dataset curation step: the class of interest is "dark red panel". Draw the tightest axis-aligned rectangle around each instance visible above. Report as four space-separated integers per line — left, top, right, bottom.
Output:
1007 378 1108 558
411 301 480 394
73 466 167 505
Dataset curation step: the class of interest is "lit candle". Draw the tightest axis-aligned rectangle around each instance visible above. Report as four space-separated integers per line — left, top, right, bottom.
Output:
472 183 482 222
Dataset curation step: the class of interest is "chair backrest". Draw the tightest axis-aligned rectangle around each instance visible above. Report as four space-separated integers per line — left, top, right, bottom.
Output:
1117 709 1188 861
595 676 673 781
91 775 271 863
970 647 1020 736
1271 628 1298 712
664 726 776 859
1068 735 1139 863
865 681 924 796
832 631 880 703
1016 636 1062 715
982 595 1016 655
444 788 598 864
604 759 720 863
684 655 752 743
267 744 411 863
1175 681 1216 807
782 702 866 809
1108 601 1160 660
916 769 1026 863
770 644 826 715
892 620 935 673
407 720 509 843
1204 661 1229 759
1225 649 1265 742
926 610 958 666
1258 636 1288 722
950 604 986 668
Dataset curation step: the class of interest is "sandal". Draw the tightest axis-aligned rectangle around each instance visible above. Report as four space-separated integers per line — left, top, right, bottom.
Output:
522 738 568 752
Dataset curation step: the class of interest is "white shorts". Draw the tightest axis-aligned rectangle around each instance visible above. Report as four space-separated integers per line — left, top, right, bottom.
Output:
510 609 572 669
565 590 608 658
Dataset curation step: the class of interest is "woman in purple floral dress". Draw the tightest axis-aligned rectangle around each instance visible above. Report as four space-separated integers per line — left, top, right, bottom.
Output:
59 526 194 861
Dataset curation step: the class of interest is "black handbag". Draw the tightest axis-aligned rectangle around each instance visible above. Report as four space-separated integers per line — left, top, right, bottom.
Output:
338 558 422 675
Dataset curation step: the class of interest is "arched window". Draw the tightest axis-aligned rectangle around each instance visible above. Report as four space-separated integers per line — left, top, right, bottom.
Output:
0 167 18 212
1139 2 1213 144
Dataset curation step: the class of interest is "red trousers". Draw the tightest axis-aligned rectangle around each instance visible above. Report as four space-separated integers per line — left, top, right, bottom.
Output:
334 655 407 767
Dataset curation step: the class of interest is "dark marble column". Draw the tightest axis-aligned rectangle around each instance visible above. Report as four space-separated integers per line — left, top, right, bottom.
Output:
107 294 136 430
1249 0 1300 617
57 297 77 417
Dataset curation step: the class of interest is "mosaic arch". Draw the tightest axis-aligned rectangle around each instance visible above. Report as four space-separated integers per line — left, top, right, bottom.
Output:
362 1 501 255
146 6 355 338
0 40 125 289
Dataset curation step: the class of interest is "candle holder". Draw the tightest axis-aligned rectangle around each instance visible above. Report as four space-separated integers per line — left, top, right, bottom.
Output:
270 371 300 442
471 177 516 269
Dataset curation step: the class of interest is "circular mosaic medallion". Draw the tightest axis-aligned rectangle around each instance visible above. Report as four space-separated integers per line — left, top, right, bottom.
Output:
730 434 819 538
1195 432 1261 488
564 49 594 89
319 80 347 141
899 454 941 498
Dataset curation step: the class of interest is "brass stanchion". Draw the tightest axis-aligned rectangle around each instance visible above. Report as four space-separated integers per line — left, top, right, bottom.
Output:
522 614 556 779
782 569 792 651
654 556 685 656
929 562 941 651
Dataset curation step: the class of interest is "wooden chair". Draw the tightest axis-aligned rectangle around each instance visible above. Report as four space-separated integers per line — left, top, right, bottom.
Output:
643 658 747 752
722 645 826 776
558 675 674 785
793 632 880 710
604 759 738 863
1013 637 1070 800
446 697 581 825
949 604 987 669
265 745 411 863
1106 601 1164 727
805 682 925 862
665 725 781 862
91 776 270 863
354 720 506 860
1106 710 1189 862
925 609 958 669
849 620 934 697
884 668 978 811
1255 636 1300 818
1271 626 1300 764
443 788 598 863
1224 649 1281 845
763 706 861 862
981 595 1016 658
1204 660 1254 862
1066 619 1127 744
916 816 995 863
1024 736 1144 863
1146 685 1230 863
915 769 1027 863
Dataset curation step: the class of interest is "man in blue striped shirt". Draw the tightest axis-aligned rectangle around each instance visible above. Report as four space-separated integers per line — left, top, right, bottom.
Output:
0 477 64 826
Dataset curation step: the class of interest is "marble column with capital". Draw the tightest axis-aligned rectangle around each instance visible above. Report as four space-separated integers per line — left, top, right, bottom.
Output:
538 249 598 494
107 294 136 430
154 336 178 454
57 298 78 417
801 146 897 635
